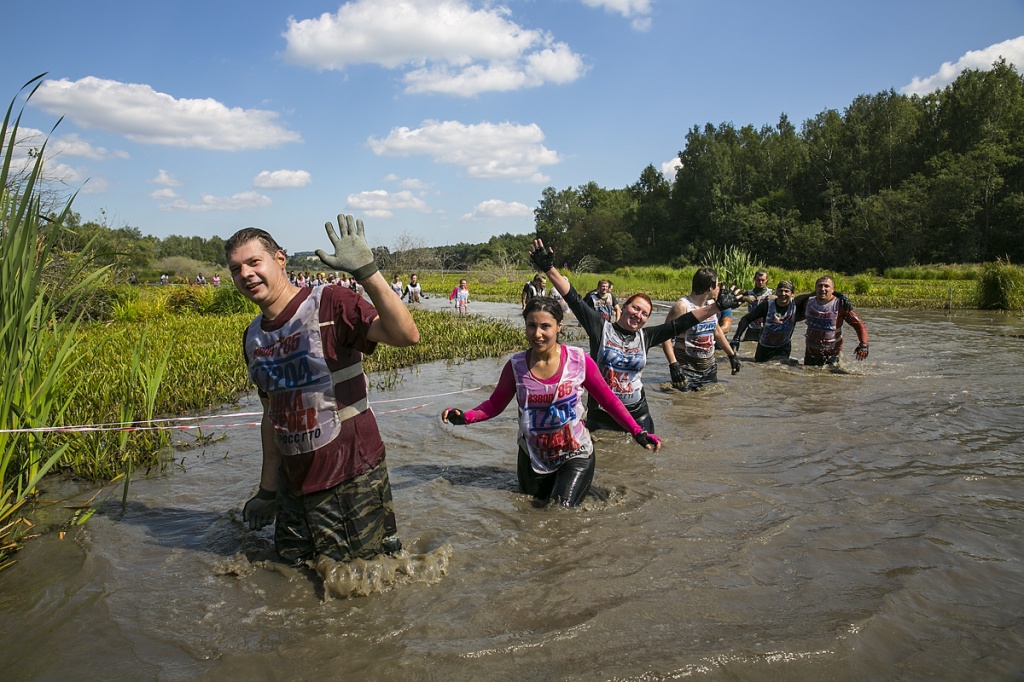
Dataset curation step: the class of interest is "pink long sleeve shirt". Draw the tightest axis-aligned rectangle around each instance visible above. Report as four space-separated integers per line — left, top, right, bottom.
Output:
461 345 644 437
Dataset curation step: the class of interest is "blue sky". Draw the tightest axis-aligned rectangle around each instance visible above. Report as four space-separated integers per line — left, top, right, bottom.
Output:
3 0 1023 254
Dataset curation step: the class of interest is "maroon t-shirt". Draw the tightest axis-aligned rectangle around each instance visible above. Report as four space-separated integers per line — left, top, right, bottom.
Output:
245 285 385 494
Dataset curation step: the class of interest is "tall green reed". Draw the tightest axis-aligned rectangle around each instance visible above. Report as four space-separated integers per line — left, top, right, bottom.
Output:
0 75 109 566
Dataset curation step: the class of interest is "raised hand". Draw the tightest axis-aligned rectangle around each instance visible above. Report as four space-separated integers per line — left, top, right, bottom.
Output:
316 214 378 280
529 239 555 273
716 284 743 310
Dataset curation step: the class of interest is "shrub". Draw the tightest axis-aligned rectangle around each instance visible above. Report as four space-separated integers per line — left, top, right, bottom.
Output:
207 285 259 315
165 285 214 314
976 260 1024 310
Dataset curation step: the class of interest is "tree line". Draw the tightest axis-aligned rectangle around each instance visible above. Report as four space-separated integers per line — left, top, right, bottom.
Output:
536 60 1024 274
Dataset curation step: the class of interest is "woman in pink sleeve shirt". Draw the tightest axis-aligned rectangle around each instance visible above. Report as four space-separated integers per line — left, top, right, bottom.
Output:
442 296 661 508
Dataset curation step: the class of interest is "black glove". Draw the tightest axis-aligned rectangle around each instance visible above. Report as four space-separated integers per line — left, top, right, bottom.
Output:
529 245 555 273
855 343 869 360
242 487 277 531
834 292 854 311
728 354 741 375
634 430 662 449
716 285 742 310
443 408 467 425
669 361 687 388
730 336 741 352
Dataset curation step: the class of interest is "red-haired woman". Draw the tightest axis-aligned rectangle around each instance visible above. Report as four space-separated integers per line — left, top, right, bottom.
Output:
529 240 741 433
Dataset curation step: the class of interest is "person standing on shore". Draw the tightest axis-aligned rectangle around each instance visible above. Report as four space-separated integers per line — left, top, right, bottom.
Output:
226 214 419 564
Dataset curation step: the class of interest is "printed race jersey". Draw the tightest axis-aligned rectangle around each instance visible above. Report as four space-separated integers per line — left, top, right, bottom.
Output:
245 287 368 456
596 321 646 407
759 299 797 348
512 346 593 473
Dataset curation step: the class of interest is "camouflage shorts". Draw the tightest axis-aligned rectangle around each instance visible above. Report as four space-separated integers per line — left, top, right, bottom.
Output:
275 458 398 564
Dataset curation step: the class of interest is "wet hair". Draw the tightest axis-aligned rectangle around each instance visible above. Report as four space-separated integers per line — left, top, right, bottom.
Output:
522 295 564 324
755 269 768 278
598 279 612 287
225 227 283 259
815 275 834 287
623 292 653 313
692 267 718 294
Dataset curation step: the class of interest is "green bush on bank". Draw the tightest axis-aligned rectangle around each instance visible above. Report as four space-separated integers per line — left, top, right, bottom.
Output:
977 260 1024 310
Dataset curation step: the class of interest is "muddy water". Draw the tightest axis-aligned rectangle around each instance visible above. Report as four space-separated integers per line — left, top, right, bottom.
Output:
2 307 1024 681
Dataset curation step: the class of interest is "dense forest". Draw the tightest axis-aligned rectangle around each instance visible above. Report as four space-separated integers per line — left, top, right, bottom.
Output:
537 60 1024 273
54 61 1024 276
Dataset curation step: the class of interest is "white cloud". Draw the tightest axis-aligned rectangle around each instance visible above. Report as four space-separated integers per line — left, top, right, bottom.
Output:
160 191 272 212
661 156 682 179
253 169 312 189
50 133 128 161
368 119 559 182
580 0 652 30
33 77 302 151
346 189 433 218
151 169 182 187
384 173 432 189
901 35 1024 95
150 188 178 199
461 199 533 221
282 0 586 96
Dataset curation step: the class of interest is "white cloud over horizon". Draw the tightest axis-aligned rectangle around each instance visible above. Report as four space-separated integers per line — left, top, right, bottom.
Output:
160 191 272 212
660 156 681 179
253 169 312 189
368 119 559 181
901 35 1024 95
460 198 533 221
346 188 433 218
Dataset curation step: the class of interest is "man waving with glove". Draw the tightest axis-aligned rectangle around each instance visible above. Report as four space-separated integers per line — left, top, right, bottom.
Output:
226 214 419 564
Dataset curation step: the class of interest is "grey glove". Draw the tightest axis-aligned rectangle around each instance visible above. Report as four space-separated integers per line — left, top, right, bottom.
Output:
242 487 277 531
316 214 378 280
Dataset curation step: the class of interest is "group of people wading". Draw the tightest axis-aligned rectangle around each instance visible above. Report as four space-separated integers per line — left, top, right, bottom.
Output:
228 216 868 569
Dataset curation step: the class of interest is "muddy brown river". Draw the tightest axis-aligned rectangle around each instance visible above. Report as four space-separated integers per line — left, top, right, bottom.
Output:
1 305 1023 681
